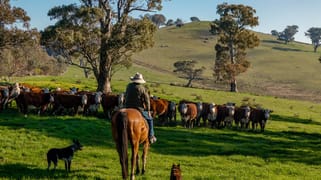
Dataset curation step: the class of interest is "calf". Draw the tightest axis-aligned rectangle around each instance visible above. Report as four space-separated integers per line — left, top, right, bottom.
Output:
178 102 197 128
47 139 83 172
249 108 273 132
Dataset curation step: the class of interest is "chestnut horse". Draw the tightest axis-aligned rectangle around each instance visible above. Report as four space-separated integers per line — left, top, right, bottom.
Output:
111 108 150 180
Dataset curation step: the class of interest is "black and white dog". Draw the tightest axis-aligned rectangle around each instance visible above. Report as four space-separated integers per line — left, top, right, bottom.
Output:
47 139 83 172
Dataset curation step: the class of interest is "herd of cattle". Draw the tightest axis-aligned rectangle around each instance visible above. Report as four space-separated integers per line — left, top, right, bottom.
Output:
0 82 273 132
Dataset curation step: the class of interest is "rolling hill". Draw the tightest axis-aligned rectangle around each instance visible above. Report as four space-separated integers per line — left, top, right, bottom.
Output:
2 22 321 179
127 21 321 103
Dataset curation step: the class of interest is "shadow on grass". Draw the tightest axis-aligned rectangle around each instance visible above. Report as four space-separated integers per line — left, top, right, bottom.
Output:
1 108 321 166
272 47 309 52
152 124 321 165
0 108 114 148
262 40 284 44
0 163 99 179
271 114 321 125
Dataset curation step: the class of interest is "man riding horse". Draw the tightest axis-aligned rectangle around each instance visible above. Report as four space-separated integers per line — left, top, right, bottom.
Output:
124 72 157 144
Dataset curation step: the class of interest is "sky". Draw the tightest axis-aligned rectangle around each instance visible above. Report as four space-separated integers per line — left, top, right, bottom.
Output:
10 0 321 44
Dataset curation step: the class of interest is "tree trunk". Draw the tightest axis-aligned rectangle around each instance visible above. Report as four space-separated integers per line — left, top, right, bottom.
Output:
186 79 193 87
97 33 112 93
97 74 112 93
230 79 238 92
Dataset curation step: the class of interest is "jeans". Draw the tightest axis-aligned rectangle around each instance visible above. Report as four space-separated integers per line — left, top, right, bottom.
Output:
141 111 155 137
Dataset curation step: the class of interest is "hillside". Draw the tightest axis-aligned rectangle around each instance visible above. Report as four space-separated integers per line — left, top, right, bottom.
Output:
129 21 321 103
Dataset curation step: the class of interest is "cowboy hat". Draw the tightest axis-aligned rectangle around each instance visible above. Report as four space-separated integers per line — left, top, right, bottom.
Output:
130 72 146 84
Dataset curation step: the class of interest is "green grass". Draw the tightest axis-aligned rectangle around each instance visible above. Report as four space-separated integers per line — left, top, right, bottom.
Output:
1 81 321 179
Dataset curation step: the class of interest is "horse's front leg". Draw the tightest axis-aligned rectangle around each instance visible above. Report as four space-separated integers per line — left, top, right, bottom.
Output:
142 141 149 175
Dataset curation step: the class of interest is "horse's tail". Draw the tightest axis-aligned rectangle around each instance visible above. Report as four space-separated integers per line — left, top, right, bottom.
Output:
116 111 129 179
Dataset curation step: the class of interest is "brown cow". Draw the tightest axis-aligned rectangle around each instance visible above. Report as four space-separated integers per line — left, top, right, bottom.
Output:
178 102 197 128
179 100 203 127
15 91 54 117
52 93 87 115
249 108 273 132
101 93 123 119
150 98 170 124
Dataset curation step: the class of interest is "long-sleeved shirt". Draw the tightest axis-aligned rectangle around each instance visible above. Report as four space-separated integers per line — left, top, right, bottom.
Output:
124 82 150 112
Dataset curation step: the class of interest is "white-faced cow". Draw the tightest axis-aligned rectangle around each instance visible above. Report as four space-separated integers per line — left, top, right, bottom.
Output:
178 102 198 128
77 91 102 116
234 105 251 129
249 108 273 132
207 102 218 127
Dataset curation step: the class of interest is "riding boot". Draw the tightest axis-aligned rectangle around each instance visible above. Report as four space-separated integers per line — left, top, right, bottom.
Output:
146 118 157 143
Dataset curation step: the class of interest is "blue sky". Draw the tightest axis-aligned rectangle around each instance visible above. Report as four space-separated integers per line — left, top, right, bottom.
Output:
11 0 321 43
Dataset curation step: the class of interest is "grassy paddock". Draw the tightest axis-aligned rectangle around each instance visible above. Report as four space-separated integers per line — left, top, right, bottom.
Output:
1 80 321 179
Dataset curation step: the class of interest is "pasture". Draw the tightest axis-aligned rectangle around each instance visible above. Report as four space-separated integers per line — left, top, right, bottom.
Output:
1 76 321 179
1 21 321 179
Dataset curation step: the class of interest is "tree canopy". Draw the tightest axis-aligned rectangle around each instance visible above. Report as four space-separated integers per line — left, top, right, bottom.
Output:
210 3 260 92
305 27 321 52
0 0 62 78
278 25 299 44
0 0 31 49
151 14 166 28
41 0 163 93
173 60 205 87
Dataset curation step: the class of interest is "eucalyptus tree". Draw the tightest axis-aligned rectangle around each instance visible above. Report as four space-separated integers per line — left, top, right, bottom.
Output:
173 60 205 87
210 3 260 92
0 0 59 78
41 0 163 93
151 14 166 28
278 25 299 44
0 0 32 50
305 27 321 52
